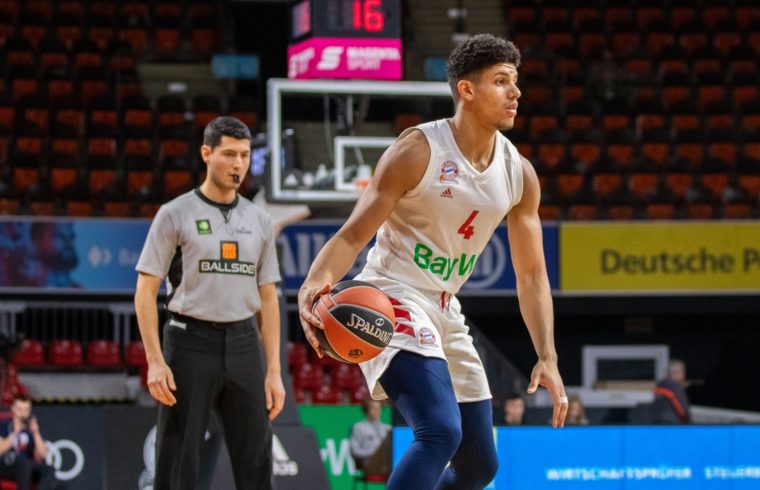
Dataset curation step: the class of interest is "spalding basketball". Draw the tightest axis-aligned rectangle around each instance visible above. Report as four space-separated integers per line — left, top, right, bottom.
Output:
312 280 395 363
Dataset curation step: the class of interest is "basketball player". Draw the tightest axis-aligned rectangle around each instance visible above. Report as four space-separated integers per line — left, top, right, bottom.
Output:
299 34 567 488
134 116 285 490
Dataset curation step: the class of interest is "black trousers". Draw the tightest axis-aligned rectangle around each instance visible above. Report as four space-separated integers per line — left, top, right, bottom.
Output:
155 315 273 490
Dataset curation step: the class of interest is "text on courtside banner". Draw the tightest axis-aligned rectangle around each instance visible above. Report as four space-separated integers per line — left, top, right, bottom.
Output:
560 222 760 292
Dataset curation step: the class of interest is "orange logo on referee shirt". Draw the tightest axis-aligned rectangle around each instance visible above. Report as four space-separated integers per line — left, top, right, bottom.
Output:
221 241 238 260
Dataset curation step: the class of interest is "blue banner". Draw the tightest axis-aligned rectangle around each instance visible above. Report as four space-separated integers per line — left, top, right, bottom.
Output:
394 425 760 489
0 218 150 293
0 217 559 295
277 220 559 295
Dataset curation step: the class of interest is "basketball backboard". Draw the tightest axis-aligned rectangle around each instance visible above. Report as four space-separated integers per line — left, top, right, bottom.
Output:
266 78 454 203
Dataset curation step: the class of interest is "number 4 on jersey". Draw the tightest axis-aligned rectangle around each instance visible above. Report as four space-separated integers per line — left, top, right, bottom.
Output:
457 210 479 240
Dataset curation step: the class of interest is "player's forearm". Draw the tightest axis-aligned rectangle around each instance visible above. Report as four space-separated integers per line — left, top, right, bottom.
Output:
134 289 164 363
258 290 282 375
516 272 557 361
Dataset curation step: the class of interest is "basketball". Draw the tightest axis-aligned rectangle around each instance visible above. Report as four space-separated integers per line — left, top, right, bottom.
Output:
312 280 395 363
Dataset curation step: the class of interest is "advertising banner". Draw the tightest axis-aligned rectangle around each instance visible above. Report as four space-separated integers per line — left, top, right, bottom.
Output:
33 405 106 489
394 425 760 489
560 222 760 293
299 404 391 490
0 218 149 293
287 37 402 80
278 221 560 296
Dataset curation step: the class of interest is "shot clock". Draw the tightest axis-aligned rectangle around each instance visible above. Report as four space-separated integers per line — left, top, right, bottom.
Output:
287 0 403 80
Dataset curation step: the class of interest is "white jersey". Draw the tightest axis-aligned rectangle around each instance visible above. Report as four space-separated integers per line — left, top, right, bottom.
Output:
363 119 524 294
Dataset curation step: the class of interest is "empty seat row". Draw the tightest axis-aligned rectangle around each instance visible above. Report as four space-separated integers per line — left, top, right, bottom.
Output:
12 338 147 368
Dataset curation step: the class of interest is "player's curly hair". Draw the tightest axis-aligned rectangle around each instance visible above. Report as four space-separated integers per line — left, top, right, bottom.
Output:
203 116 252 149
446 34 521 103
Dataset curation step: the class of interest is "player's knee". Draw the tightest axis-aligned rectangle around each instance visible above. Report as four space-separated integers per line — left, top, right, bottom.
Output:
416 412 462 457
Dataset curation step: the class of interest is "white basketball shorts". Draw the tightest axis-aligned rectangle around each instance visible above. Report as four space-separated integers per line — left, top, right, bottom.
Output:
353 271 491 403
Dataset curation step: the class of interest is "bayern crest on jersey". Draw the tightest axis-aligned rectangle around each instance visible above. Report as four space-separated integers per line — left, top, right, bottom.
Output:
439 160 459 184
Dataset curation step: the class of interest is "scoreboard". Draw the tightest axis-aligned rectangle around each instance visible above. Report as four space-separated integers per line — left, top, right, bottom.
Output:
287 0 403 80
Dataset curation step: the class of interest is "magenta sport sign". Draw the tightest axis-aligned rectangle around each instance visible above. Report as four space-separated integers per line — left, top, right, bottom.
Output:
287 37 402 80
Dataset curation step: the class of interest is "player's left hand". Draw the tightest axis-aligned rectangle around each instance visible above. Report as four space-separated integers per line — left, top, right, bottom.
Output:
265 371 286 421
527 358 568 428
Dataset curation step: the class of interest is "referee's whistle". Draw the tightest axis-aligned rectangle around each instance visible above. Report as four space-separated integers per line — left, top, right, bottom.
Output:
232 175 240 183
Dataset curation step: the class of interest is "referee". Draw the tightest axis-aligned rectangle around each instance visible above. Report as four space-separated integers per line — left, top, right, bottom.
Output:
134 116 285 490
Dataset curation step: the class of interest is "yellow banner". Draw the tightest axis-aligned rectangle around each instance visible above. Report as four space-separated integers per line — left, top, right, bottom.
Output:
560 222 760 292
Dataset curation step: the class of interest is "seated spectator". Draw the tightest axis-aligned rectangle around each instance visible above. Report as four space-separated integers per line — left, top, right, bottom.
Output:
350 397 391 474
566 395 589 426
503 394 525 426
652 359 691 424
0 394 65 490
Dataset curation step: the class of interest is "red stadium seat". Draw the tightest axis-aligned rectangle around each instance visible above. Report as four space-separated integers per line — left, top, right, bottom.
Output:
569 143 600 169
163 170 193 198
287 342 309 373
89 169 118 194
670 7 696 30
628 173 659 200
545 33 574 53
12 340 45 367
0 199 20 215
592 174 623 200
556 174 584 199
120 28 148 55
138 202 161 218
125 341 148 368
738 175 760 199
538 205 561 221
294 363 323 392
104 200 132 217
645 203 676 220
49 340 84 367
567 204 599 220
292 387 307 404
714 32 742 57
685 202 716 220
87 340 122 367
607 205 636 221
722 203 752 219
191 29 217 58
66 201 94 217
12 167 41 194
701 174 729 200
348 383 370 404
332 364 364 391
127 170 155 197
55 109 84 135
664 173 693 201
640 142 670 167
538 143 565 169
155 28 181 59
313 385 342 404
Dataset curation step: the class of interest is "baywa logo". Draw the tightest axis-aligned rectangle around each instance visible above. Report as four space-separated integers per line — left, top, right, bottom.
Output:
273 435 299 476
196 219 212 235
413 242 478 281
199 241 257 276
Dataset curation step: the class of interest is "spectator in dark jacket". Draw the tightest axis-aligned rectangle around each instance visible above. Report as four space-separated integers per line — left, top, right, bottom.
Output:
652 359 691 424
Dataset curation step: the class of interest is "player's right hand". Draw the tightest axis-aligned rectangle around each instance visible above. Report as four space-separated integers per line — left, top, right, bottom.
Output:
147 360 177 406
298 283 331 357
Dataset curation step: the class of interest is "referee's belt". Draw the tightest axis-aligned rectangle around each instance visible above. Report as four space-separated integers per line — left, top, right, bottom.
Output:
168 312 252 329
